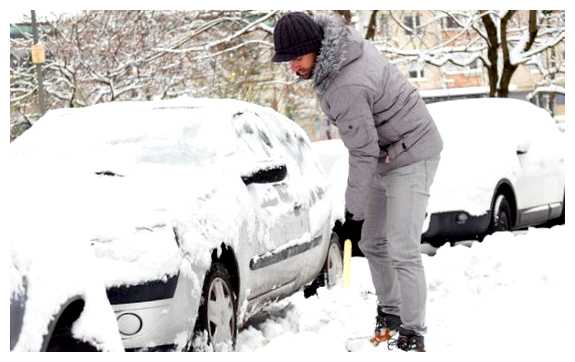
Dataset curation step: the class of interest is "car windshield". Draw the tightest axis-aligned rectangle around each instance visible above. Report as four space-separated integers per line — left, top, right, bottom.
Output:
10 102 238 170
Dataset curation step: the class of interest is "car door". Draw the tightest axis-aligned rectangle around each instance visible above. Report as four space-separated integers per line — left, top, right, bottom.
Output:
532 113 565 220
513 113 558 226
232 111 310 301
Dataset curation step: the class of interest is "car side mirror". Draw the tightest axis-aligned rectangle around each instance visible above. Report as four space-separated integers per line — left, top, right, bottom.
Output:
516 142 530 155
241 164 287 185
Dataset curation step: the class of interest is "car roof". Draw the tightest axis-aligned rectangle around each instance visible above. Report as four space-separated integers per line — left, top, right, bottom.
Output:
9 97 305 167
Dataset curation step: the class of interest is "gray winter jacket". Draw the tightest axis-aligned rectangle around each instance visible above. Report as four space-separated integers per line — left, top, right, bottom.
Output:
312 15 443 220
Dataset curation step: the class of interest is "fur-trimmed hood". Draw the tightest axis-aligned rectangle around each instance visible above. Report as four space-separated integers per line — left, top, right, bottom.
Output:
312 15 363 96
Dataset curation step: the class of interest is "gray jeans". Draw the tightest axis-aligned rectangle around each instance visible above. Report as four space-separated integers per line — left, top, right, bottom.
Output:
359 157 440 335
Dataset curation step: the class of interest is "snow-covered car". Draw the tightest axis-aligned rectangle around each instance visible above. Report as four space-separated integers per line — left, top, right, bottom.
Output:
8 97 342 351
313 98 565 249
424 98 565 246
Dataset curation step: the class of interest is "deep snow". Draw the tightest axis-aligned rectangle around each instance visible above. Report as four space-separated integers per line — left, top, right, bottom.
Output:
236 225 574 353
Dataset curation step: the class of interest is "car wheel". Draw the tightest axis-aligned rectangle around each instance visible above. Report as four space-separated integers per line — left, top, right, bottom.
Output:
491 194 512 232
555 194 565 225
325 233 343 288
559 196 565 224
45 300 99 351
192 262 237 352
46 330 99 352
303 233 344 298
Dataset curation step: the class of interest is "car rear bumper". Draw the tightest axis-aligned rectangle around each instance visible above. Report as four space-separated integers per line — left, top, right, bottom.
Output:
422 210 491 246
126 343 177 352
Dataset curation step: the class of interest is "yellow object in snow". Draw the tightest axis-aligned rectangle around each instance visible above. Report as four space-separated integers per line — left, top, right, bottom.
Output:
343 239 352 288
31 43 45 64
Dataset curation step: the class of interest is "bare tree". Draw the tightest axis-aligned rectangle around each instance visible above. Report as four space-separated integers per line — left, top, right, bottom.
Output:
371 10 565 97
10 11 301 140
365 11 380 40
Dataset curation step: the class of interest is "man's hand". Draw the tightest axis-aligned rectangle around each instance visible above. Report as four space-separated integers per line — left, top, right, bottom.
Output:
333 211 364 244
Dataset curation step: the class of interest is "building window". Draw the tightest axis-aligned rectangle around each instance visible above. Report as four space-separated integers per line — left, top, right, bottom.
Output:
409 63 425 79
403 14 422 35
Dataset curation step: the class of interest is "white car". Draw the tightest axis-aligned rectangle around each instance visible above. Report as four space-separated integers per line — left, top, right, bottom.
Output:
313 98 565 249
8 97 343 351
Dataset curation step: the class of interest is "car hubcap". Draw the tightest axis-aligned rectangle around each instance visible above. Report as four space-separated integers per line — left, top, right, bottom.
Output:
326 242 343 287
207 277 234 350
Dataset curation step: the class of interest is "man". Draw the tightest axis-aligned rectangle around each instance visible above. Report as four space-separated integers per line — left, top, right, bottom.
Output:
272 12 443 352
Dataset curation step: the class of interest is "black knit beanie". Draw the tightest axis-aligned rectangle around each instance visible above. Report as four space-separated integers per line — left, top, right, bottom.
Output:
272 12 324 62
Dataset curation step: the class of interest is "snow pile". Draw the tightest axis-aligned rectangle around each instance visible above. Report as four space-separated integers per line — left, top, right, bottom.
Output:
235 225 573 352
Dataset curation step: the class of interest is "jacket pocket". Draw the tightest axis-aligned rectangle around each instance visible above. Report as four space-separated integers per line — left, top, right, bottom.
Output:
338 117 373 150
377 120 401 146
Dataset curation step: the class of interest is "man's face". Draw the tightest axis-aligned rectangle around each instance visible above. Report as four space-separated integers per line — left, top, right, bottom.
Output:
289 52 317 80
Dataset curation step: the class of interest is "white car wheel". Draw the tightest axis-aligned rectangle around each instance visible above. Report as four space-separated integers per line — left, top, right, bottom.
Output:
492 194 512 232
207 278 234 347
325 235 343 288
192 263 237 351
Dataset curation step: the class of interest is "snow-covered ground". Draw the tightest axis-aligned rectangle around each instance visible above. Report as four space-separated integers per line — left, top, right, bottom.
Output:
236 225 574 352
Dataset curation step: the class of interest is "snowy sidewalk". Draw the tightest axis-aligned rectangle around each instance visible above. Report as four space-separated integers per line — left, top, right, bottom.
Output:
236 225 573 352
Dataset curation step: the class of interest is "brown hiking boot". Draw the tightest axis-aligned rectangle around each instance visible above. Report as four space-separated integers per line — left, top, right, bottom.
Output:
395 327 425 352
370 307 401 346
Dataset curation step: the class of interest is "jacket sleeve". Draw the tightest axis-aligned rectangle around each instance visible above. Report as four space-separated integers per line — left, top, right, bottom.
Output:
327 85 380 220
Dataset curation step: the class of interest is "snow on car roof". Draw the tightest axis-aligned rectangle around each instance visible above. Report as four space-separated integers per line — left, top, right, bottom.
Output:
10 97 260 166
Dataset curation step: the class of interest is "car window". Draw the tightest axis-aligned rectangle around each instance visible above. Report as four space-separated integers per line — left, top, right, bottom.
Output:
232 110 288 173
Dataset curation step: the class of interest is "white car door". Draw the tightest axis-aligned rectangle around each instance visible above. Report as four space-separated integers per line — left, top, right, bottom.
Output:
534 114 565 219
232 111 310 301
513 112 561 226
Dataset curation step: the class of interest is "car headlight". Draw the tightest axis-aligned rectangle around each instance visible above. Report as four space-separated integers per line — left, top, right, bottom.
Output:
455 212 469 225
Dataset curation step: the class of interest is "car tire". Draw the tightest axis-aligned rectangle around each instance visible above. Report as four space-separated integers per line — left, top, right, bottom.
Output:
324 233 344 288
191 262 237 352
559 196 565 224
303 233 343 298
45 299 99 352
46 331 99 352
490 194 512 232
555 194 565 225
